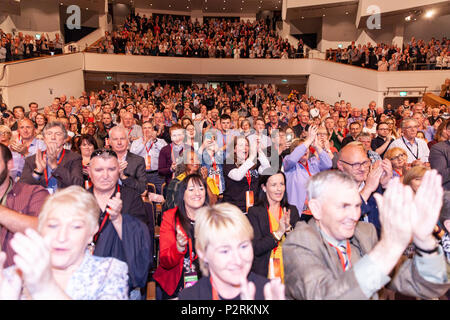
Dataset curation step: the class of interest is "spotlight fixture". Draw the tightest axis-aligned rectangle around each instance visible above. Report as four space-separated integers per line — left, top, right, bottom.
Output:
405 15 411 21
425 10 434 18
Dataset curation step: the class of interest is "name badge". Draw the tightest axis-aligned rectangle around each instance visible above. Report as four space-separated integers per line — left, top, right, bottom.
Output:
246 190 254 213
146 155 152 171
184 271 198 288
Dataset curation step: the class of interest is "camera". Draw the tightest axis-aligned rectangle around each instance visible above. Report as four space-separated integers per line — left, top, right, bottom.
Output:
2 112 10 118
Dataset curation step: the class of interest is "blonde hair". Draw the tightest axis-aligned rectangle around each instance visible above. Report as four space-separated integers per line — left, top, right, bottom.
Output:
38 186 100 233
384 147 407 160
194 203 254 276
0 125 12 135
402 166 429 189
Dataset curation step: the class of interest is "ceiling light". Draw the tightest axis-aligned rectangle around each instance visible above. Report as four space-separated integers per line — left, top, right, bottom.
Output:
345 11 349 15
425 10 434 18
405 15 411 21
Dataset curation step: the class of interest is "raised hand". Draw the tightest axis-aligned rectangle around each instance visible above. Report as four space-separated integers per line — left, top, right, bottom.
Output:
263 278 285 300
118 160 128 179
106 192 123 222
0 252 21 300
373 178 414 252
240 276 256 300
10 229 56 299
176 225 188 253
35 148 46 174
411 170 443 250
379 159 393 187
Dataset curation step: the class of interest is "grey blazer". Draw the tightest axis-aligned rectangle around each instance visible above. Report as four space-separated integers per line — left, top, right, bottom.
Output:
429 141 450 191
283 219 450 300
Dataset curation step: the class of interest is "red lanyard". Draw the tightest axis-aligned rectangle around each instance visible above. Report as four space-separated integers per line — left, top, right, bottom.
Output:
210 277 220 300
245 170 252 190
145 139 155 154
299 161 312 177
128 128 132 136
394 169 402 177
328 240 352 272
267 206 283 254
212 157 217 171
93 185 120 243
43 149 66 186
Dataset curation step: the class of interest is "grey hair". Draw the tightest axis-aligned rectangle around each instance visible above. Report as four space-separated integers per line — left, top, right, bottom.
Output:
307 170 358 203
401 117 418 129
43 121 68 139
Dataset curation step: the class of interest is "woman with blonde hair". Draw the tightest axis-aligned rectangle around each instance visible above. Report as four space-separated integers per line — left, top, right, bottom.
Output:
384 147 408 178
0 125 12 147
403 165 430 193
0 186 128 299
178 203 284 300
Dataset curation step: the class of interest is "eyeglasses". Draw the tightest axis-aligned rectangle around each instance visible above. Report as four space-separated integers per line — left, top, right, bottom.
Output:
390 154 406 161
339 159 371 170
404 126 418 130
44 131 64 138
378 128 389 131
90 149 118 160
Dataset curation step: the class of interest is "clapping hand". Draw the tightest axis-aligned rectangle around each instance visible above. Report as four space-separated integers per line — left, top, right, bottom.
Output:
10 229 58 299
106 192 123 223
0 252 21 300
35 149 46 174
411 170 443 250
119 160 128 179
176 225 188 253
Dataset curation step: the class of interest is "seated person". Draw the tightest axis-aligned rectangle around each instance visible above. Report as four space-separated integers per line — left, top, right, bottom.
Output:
0 186 128 300
283 170 450 299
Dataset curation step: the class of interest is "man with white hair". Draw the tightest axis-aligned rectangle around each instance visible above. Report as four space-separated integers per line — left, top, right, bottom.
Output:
283 169 449 299
108 125 147 194
122 111 143 143
387 117 430 165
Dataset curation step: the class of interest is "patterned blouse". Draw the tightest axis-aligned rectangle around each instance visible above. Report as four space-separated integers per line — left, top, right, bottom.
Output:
5 251 129 300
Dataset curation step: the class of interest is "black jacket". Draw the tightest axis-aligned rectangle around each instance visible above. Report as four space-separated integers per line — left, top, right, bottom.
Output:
246 204 301 277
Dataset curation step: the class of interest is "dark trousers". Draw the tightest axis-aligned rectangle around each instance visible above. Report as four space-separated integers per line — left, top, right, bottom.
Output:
146 171 165 194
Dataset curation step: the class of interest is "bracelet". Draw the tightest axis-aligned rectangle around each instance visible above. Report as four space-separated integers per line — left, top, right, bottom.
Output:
415 244 439 256
272 231 281 242
33 169 43 176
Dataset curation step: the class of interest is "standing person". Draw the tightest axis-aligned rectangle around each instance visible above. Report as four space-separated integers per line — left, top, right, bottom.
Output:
153 174 209 299
158 124 186 188
222 136 271 213
130 121 167 194
199 131 225 196
87 149 151 299
178 203 285 300
108 126 147 195
283 170 450 300
20 121 83 193
74 134 98 189
341 121 362 148
247 171 300 282
388 118 430 165
371 121 394 159
9 118 45 180
284 126 332 216
0 186 129 300
429 119 450 190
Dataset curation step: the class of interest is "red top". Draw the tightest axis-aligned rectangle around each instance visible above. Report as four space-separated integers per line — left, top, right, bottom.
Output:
152 206 188 296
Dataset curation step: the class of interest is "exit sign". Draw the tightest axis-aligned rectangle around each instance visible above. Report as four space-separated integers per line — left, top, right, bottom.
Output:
399 91 407 96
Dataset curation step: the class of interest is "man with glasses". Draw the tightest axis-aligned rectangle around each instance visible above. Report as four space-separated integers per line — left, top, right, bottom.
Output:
337 142 392 236
20 121 83 194
388 118 430 165
87 149 151 300
371 121 394 159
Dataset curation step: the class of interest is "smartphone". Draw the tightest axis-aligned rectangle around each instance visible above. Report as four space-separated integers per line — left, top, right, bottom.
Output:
286 134 293 141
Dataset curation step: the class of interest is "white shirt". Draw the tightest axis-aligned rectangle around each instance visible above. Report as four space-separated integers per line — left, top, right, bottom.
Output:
388 137 429 163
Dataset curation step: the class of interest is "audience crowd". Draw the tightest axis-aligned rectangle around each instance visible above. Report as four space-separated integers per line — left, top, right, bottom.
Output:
0 80 448 300
0 30 63 63
94 14 305 59
326 36 450 71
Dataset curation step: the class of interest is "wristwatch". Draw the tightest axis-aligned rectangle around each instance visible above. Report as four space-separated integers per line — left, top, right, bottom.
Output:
272 232 281 241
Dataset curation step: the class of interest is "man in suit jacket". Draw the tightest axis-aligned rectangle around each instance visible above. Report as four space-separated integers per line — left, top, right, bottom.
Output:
109 126 147 194
20 121 83 193
283 170 449 300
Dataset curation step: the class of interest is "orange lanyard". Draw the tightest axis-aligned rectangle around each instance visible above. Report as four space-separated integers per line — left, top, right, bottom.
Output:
210 277 220 300
43 149 66 186
267 206 283 254
187 238 197 270
328 240 352 272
